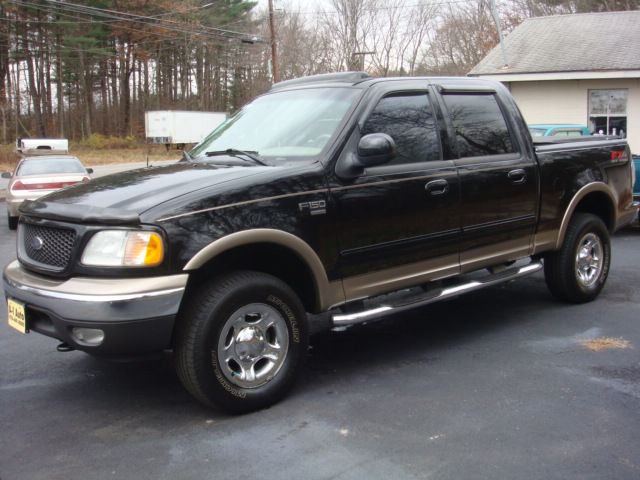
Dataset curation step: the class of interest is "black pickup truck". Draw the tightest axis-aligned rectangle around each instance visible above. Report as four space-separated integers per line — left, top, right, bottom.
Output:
3 73 638 413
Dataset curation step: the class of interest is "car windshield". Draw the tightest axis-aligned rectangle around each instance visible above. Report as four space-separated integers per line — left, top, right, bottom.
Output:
190 87 361 162
17 157 85 176
528 128 547 137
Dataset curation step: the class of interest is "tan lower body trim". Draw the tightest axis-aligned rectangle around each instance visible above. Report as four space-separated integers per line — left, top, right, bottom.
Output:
342 254 459 303
460 238 532 273
340 239 534 305
322 280 348 311
532 228 559 255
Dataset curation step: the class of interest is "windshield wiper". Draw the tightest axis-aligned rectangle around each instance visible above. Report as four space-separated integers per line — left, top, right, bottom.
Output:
205 148 269 166
181 149 192 162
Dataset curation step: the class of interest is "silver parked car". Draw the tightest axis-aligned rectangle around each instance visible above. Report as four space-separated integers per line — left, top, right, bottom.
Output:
2 155 92 230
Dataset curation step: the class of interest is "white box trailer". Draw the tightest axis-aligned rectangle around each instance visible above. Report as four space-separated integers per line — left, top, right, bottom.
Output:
144 110 227 148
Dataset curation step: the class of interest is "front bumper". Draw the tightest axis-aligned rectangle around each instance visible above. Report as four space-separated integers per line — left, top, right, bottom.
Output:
7 197 23 217
2 260 187 356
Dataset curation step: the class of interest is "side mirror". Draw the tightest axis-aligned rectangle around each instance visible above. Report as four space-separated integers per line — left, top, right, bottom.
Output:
1 172 12 179
356 133 396 167
86 168 94 174
335 133 397 180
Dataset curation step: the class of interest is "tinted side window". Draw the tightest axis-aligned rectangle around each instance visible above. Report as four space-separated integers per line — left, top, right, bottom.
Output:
442 94 515 158
361 93 441 165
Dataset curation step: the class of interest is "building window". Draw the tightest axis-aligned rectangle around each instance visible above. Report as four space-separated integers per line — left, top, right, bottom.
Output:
588 89 627 137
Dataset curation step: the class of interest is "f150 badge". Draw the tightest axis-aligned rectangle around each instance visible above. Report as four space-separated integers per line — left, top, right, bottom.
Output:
298 200 327 216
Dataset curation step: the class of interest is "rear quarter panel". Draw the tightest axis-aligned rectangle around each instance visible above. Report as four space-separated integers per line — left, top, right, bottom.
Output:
534 139 634 252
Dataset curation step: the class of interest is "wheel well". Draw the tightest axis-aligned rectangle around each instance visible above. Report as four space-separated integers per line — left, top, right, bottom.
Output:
184 243 319 313
573 192 614 231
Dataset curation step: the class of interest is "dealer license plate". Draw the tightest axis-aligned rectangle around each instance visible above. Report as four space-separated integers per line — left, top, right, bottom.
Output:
7 298 27 334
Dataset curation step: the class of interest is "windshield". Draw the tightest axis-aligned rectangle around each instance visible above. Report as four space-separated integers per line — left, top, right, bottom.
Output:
17 157 85 176
190 87 361 162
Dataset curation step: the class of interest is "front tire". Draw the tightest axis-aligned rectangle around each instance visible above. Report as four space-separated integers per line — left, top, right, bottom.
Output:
175 271 309 413
544 213 611 303
7 213 18 230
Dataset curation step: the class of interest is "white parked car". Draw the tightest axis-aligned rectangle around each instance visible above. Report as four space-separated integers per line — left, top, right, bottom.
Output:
2 155 92 230
15 138 69 155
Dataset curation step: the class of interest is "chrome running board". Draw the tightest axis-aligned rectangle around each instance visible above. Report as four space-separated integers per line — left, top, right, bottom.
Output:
332 261 543 327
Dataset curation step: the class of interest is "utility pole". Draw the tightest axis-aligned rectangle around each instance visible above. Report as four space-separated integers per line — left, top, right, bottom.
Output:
268 0 279 83
352 51 375 71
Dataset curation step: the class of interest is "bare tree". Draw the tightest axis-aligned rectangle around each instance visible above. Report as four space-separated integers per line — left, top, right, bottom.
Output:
419 0 499 76
271 6 333 79
368 0 438 76
322 0 378 71
368 0 404 75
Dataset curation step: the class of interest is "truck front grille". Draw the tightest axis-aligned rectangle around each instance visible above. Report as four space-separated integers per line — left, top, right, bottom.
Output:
20 224 76 270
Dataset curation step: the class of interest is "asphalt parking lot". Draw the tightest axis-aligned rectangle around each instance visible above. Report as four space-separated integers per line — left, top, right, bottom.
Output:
1 201 639 480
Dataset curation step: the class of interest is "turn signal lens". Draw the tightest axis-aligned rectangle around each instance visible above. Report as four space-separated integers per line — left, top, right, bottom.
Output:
82 230 165 267
124 232 164 266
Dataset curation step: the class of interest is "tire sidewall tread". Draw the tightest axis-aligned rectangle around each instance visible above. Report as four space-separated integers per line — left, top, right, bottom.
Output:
175 270 308 413
7 213 17 230
544 213 611 303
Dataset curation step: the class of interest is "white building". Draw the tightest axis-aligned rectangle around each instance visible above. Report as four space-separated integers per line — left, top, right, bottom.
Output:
469 11 640 153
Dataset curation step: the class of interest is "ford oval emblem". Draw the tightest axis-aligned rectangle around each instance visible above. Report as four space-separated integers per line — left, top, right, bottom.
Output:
31 236 44 251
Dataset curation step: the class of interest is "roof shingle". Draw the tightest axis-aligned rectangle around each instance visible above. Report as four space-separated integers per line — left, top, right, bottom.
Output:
468 11 640 75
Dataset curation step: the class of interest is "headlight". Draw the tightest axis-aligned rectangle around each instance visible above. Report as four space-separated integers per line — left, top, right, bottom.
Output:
81 230 164 267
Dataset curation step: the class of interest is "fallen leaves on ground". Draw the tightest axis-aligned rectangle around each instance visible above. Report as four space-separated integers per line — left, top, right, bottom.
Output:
580 337 632 352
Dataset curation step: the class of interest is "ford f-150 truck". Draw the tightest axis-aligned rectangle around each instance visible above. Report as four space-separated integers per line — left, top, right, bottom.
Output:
3 72 638 413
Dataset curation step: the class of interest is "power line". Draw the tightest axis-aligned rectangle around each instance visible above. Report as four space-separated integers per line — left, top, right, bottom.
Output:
3 1 222 25
1 8 225 51
293 0 477 16
9 0 267 43
43 0 264 41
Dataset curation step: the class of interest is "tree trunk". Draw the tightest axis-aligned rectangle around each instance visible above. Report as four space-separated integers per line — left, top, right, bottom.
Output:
24 29 46 137
120 42 133 136
0 3 9 143
78 50 92 137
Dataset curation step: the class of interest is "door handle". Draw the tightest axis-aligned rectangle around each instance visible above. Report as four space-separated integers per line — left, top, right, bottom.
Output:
508 169 527 184
425 179 449 196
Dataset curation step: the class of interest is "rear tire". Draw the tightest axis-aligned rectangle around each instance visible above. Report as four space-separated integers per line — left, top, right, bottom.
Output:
544 213 610 303
175 270 309 413
7 213 17 230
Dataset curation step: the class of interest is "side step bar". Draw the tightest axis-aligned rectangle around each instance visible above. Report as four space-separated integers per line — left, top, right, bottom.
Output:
332 261 543 327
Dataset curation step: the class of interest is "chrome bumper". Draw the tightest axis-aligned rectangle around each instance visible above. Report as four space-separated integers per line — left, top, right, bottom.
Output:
2 260 188 355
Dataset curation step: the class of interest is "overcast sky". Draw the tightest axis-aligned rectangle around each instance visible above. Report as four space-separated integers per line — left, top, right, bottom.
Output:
256 0 327 13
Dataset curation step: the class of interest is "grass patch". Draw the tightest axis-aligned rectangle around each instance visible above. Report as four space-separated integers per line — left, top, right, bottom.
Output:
0 144 20 172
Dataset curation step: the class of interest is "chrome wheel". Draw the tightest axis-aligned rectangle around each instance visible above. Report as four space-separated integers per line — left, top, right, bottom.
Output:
216 303 290 389
575 232 603 287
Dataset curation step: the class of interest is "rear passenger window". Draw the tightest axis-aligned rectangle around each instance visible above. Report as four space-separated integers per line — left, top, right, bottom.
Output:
361 93 441 165
442 93 516 158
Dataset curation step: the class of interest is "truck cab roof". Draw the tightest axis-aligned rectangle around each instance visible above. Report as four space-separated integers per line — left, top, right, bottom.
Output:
270 72 503 92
